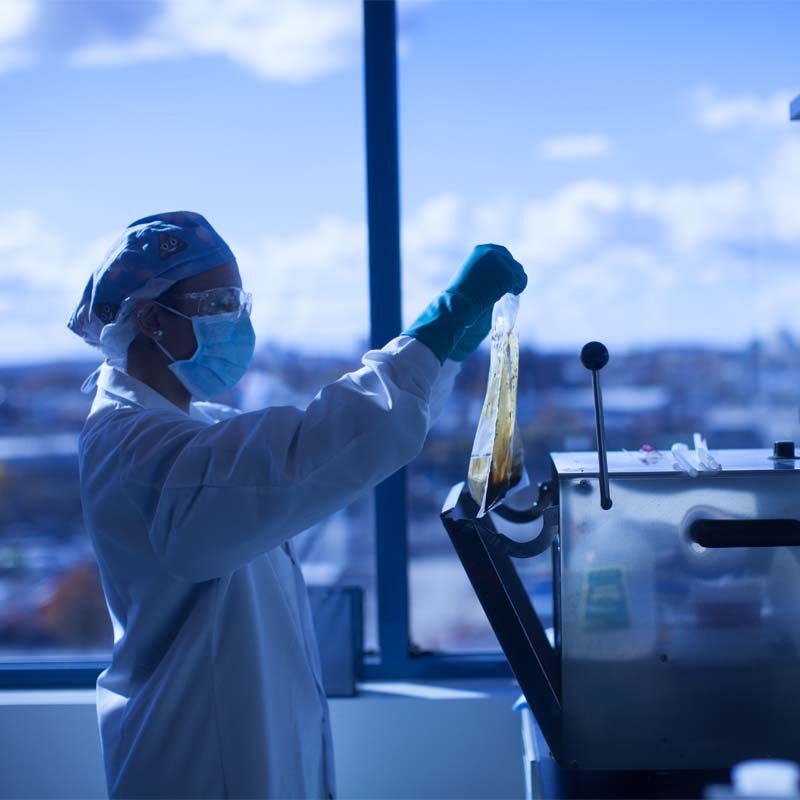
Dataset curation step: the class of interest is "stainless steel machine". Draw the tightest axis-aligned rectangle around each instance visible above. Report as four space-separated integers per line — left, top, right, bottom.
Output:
441 342 800 795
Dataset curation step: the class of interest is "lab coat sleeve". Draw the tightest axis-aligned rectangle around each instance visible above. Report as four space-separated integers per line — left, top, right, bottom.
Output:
429 359 461 425
117 336 442 581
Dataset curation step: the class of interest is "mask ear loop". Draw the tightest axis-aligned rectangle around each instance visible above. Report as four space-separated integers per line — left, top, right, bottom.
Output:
144 303 185 363
152 336 176 364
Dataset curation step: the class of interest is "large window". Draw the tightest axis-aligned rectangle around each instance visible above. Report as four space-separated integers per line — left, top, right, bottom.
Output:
1 0 799 682
399 0 800 652
0 0 376 661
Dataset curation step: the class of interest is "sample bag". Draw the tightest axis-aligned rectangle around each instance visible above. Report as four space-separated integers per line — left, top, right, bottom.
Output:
467 293 526 517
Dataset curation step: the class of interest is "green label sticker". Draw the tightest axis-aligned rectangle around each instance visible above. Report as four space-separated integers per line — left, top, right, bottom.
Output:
584 567 630 629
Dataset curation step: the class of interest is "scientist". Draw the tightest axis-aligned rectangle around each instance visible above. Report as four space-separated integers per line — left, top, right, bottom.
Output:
68 211 527 799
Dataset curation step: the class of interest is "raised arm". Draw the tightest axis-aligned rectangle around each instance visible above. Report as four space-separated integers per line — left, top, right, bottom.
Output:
110 337 438 581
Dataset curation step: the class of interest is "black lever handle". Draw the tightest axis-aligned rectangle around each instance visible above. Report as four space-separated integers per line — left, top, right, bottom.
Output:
690 519 800 548
581 341 612 510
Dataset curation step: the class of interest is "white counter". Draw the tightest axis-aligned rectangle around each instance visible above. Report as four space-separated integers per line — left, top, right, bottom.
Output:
0 680 524 800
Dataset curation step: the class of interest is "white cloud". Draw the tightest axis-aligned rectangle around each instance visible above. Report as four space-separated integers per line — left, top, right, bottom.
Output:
401 194 472 322
403 192 465 256
524 247 763 349
0 0 36 76
539 134 610 161
72 0 363 83
630 177 754 253
692 84 795 130
0 208 38 249
2 124 800 363
400 192 543 322
238 215 369 353
759 136 800 242
71 35 178 69
0 0 36 42
0 210 119 363
0 0 431 81
0 209 64 288
393 136 800 350
513 180 623 266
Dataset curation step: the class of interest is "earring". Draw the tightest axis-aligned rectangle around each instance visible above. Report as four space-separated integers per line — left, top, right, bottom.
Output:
154 330 164 339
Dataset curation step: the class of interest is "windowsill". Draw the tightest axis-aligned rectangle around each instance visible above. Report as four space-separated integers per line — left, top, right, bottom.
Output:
0 679 521 705
0 689 97 705
355 678 519 700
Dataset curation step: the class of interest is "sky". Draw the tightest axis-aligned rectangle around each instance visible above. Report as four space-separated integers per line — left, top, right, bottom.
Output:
0 0 798 364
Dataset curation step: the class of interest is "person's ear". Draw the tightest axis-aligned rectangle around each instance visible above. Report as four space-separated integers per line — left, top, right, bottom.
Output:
134 301 165 344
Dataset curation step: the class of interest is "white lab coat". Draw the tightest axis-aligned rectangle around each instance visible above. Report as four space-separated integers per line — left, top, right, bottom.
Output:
78 336 460 799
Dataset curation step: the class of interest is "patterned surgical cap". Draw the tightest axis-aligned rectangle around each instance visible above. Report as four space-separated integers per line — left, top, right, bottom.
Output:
68 210 235 346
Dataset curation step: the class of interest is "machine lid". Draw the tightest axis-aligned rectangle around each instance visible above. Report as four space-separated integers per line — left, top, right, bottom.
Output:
551 448 798 478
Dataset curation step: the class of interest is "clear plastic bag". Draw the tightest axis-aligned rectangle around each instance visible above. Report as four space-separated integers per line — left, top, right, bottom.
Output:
467 294 526 517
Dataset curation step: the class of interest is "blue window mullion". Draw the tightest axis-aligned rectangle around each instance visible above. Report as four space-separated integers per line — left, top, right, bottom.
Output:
362 0 411 669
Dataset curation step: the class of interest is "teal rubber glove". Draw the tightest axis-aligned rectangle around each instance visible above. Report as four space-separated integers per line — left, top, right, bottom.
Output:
402 244 527 364
449 307 492 362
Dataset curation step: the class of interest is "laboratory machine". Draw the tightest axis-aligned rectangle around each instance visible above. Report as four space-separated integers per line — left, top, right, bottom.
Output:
441 342 800 798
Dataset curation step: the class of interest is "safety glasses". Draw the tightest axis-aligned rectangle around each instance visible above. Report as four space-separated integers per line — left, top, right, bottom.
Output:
169 286 253 320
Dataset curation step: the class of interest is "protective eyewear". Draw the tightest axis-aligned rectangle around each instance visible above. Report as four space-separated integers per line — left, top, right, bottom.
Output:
168 286 252 320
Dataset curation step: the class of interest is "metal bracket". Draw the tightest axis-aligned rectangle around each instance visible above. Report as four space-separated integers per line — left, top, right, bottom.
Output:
446 481 559 559
441 482 563 761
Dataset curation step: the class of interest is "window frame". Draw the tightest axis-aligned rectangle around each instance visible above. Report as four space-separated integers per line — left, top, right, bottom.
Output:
0 0 509 691
361 0 507 681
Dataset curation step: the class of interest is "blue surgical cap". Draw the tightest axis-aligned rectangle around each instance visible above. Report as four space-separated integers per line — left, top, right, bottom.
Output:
68 211 235 346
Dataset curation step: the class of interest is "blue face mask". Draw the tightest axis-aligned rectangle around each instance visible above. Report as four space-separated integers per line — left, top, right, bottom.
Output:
154 304 256 400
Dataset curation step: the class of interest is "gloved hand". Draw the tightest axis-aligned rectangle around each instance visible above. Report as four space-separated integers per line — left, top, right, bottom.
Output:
403 244 527 364
449 307 492 362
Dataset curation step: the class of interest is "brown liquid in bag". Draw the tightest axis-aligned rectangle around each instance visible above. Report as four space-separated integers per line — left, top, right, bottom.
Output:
467 294 524 516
